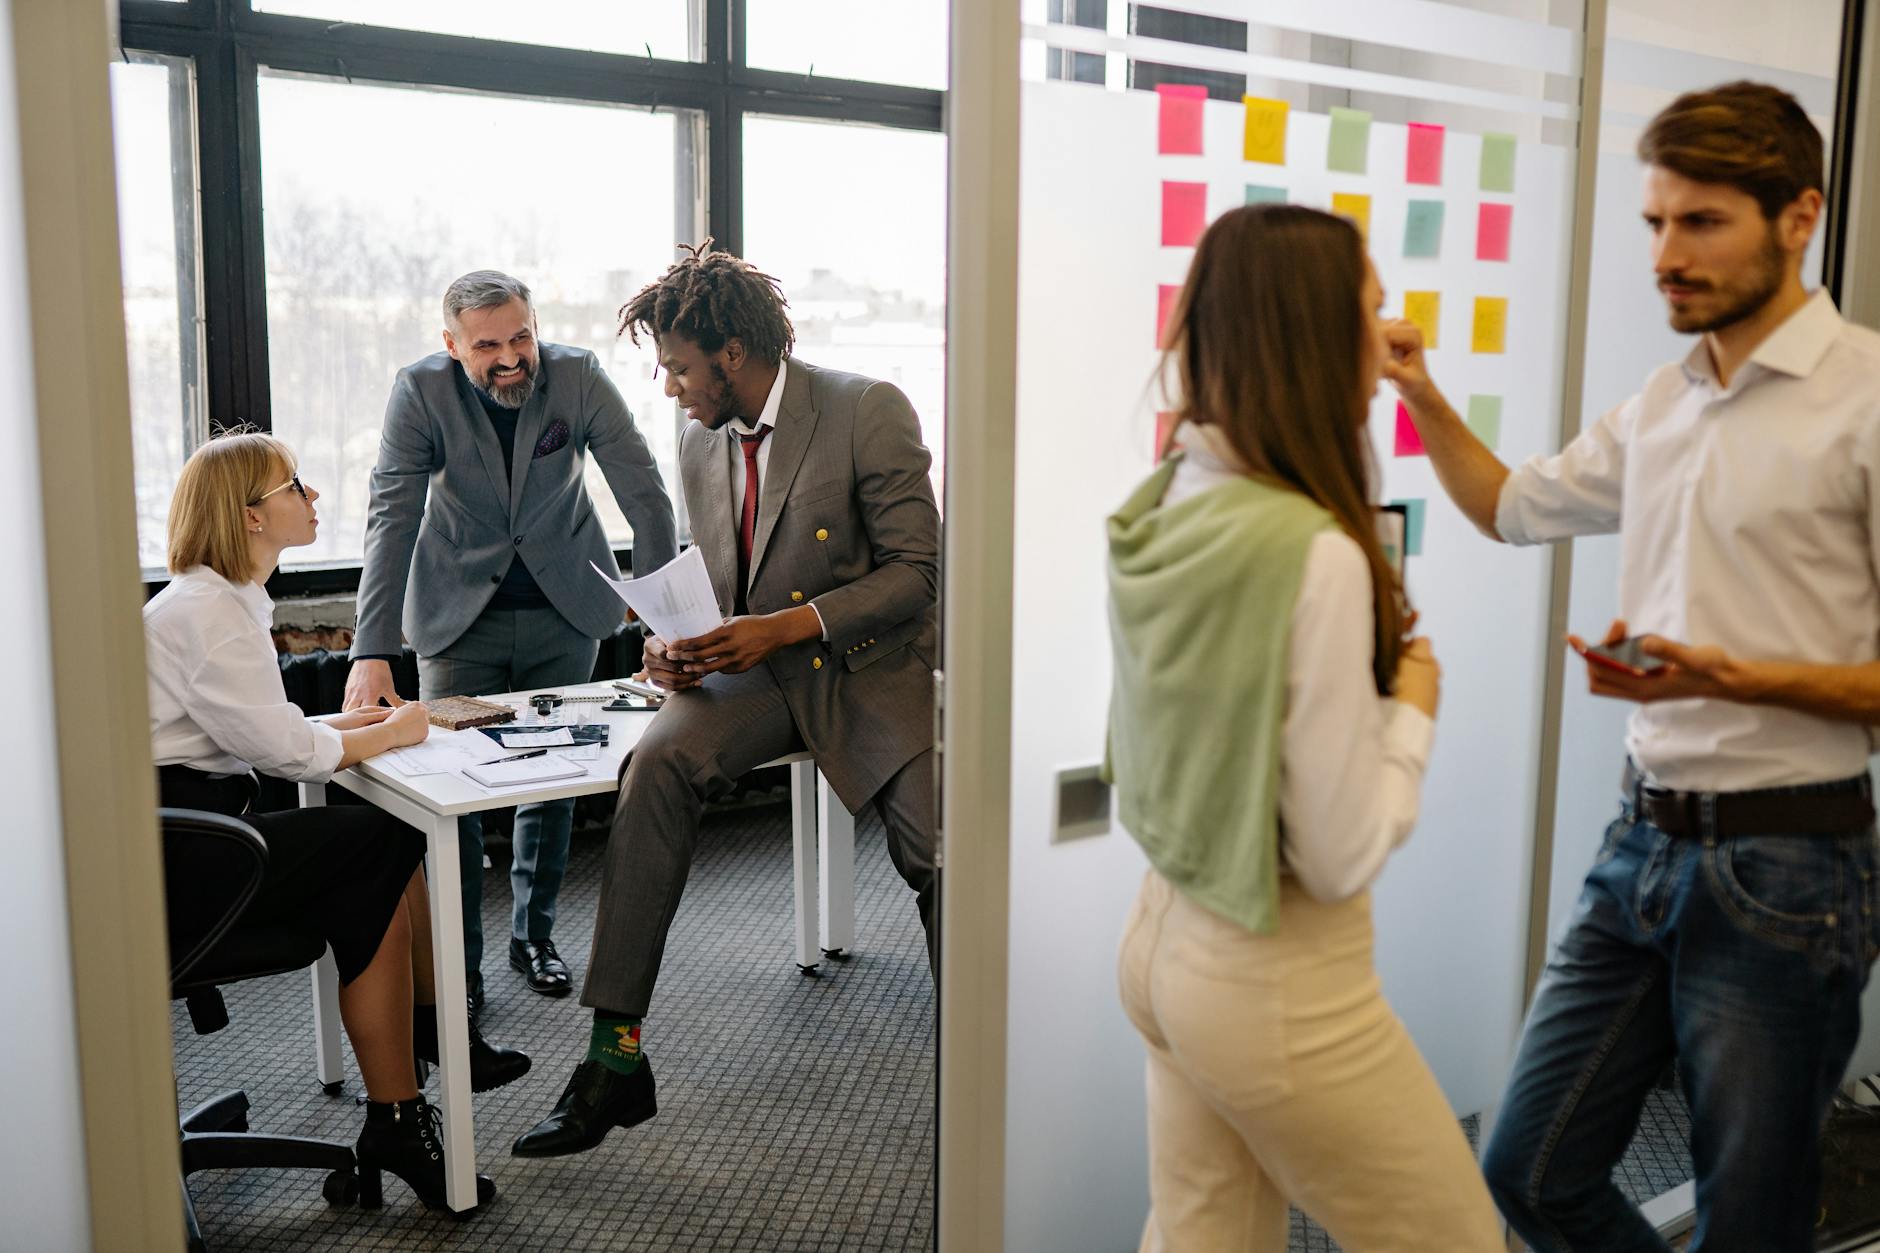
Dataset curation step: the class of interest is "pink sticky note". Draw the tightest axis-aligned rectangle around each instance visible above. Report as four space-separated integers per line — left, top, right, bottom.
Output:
1394 401 1425 456
1157 83 1206 155
1155 411 1178 458
1162 181 1207 247
1156 284 1181 347
1406 123 1445 185
1477 202 1513 261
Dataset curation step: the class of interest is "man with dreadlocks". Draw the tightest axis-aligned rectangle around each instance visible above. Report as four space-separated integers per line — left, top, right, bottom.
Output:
512 243 940 1158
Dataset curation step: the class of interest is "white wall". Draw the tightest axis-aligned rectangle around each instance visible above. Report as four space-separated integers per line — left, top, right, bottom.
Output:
0 0 93 1243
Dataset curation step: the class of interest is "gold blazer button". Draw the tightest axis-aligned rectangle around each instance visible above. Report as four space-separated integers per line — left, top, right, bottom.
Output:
791 591 804 603
815 528 829 541
812 657 824 670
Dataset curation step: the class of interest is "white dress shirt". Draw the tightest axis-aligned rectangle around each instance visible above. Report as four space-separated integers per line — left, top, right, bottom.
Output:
1163 425 1436 900
724 358 827 638
1496 290 1880 791
145 566 345 783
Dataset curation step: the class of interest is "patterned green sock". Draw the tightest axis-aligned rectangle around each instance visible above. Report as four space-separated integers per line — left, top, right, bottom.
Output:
587 1011 644 1077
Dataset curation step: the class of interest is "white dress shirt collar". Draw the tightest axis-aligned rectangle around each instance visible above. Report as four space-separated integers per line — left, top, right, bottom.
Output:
1679 288 1842 388
730 358 788 438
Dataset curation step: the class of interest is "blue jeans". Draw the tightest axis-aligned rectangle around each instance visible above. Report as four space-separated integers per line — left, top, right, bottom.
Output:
417 605 600 977
1482 777 1880 1252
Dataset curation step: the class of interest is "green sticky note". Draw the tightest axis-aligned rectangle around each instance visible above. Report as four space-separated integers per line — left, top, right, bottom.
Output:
1480 132 1517 192
1245 184 1287 204
1403 200 1444 258
1389 498 1427 557
1467 395 1503 449
1328 106 1372 174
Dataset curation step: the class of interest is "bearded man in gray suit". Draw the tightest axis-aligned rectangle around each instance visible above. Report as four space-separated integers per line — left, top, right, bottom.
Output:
346 271 677 1027
513 245 939 1158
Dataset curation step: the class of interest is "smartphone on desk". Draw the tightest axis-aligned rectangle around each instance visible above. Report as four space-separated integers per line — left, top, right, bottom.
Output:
1572 636 1668 678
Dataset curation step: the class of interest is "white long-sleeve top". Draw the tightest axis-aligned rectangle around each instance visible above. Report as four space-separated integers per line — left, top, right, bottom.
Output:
1162 427 1435 900
145 566 345 783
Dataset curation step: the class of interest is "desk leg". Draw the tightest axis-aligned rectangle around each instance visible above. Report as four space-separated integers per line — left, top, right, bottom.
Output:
817 772 855 960
422 810 479 1213
298 782 346 1094
789 760 820 976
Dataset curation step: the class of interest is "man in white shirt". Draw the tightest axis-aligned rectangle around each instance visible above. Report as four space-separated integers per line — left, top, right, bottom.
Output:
1392 82 1880 1249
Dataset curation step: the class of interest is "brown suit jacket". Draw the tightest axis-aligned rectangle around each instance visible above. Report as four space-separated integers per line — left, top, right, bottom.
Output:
678 357 940 811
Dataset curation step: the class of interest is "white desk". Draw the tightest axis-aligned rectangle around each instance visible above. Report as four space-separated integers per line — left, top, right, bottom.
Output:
298 682 856 1213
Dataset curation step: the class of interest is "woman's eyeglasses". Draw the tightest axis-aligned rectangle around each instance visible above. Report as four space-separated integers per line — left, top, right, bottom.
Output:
251 473 307 505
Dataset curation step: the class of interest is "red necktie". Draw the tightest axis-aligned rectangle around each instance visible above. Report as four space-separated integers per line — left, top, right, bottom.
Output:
736 427 770 612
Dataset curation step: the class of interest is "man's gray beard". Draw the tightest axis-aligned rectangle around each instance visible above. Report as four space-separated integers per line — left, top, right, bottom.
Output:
487 373 535 409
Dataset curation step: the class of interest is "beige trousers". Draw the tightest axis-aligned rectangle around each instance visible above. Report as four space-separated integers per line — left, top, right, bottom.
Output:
1117 870 1504 1252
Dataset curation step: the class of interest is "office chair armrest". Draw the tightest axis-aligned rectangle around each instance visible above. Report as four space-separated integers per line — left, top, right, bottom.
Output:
160 807 268 987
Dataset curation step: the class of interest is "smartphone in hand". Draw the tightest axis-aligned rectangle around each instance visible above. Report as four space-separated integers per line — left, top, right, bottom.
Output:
1572 636 1668 678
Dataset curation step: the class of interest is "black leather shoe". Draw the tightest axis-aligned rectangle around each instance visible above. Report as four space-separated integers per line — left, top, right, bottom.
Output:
414 1007 533 1094
467 971 485 1028
511 1059 657 1158
509 937 573 997
356 1097 496 1214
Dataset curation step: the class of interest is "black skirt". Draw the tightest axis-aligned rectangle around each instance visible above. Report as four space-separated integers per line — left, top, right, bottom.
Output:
159 766 425 985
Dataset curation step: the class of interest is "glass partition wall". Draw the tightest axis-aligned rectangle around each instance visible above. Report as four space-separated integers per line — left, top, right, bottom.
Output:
940 0 1870 1248
1003 3 1585 1246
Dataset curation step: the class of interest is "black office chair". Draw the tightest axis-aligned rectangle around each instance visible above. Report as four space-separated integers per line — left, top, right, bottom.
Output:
164 808 359 1253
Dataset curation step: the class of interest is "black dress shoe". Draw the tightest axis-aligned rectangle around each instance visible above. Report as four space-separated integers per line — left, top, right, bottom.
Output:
509 937 573 997
414 1007 533 1094
511 1059 657 1158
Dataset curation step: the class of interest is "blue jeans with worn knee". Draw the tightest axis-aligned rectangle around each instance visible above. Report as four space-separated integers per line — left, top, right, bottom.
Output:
1482 778 1879 1252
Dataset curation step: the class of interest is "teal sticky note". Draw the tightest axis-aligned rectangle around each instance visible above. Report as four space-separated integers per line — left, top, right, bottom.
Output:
1466 395 1503 449
1480 132 1517 192
1389 498 1427 556
1245 184 1287 205
1328 107 1372 174
1403 200 1444 258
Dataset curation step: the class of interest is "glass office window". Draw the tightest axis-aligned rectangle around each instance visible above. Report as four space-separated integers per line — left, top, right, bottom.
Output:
257 71 696 565
252 1 701 62
741 115 947 497
110 52 205 573
744 0 948 90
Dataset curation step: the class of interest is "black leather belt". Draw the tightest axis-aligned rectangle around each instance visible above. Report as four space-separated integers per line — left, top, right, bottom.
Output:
1622 761 1875 839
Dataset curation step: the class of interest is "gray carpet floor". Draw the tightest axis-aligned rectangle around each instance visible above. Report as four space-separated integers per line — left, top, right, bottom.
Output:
172 801 936 1252
172 797 1699 1252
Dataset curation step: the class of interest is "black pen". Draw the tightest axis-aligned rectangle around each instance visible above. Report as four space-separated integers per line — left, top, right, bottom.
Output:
493 748 548 762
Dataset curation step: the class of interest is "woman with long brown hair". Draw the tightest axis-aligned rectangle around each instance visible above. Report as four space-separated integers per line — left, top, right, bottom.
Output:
1107 204 1502 1249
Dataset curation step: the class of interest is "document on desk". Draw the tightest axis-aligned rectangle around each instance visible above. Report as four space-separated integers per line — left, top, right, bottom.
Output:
590 546 722 642
377 728 497 777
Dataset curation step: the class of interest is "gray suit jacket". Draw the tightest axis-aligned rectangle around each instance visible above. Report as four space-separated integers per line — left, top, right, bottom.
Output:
682 358 939 811
355 344 678 658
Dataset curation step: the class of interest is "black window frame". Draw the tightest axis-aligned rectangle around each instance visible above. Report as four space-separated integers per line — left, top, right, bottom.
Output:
120 0 945 597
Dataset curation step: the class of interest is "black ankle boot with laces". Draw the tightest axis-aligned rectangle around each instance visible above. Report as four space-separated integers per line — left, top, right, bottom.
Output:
355 1097 496 1214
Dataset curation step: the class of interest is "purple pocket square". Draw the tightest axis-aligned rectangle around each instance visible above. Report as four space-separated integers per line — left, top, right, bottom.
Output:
533 419 570 459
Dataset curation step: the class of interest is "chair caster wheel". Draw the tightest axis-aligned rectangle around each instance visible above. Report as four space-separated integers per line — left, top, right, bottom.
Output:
797 963 821 977
322 1170 359 1207
321 1080 344 1097
226 1113 248 1132
821 948 850 962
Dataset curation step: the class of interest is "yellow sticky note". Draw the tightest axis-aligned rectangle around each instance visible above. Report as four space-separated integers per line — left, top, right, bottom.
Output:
1243 96 1288 165
1473 296 1509 353
1404 291 1440 350
1331 192 1371 240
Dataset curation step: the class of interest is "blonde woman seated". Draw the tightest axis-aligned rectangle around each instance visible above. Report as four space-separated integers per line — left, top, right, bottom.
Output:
1107 205 1502 1250
148 431 527 1213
